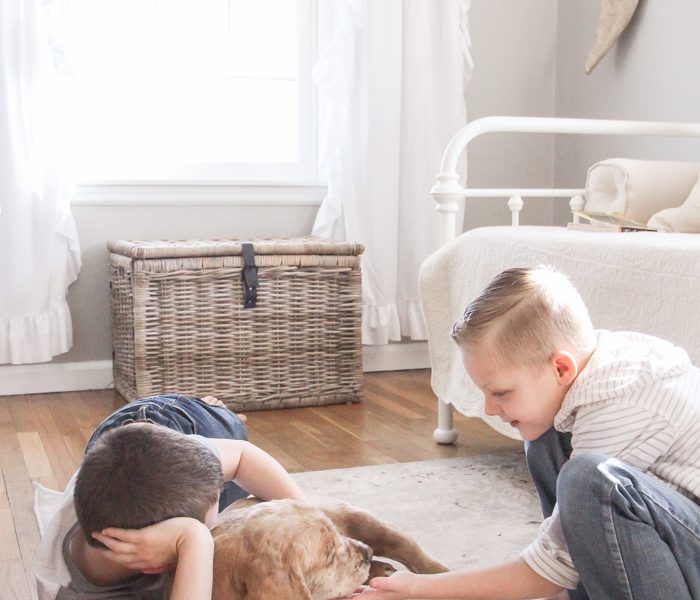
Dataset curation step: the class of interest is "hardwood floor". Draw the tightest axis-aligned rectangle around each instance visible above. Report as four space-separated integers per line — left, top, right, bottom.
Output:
0 369 521 599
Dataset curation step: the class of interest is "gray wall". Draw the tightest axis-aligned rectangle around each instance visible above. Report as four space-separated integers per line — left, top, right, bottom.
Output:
554 0 700 221
464 0 558 229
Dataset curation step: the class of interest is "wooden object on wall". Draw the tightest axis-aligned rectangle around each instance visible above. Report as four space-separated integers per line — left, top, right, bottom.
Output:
586 0 640 75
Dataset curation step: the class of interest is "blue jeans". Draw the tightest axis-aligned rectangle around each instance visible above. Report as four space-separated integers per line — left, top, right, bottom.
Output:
526 428 700 600
87 394 250 512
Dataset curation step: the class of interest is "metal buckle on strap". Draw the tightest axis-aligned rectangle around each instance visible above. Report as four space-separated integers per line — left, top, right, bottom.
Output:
241 242 258 308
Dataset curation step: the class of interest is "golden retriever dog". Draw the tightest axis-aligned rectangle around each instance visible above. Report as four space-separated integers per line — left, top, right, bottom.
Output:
211 497 448 600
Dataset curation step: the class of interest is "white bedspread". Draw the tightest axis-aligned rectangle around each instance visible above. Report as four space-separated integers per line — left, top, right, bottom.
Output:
419 226 700 439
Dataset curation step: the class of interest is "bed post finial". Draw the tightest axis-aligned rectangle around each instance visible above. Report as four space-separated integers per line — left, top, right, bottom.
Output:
570 195 586 223
507 195 524 227
431 174 464 245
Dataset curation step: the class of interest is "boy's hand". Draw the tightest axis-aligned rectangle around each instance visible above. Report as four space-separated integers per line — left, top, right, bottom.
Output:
92 517 212 573
351 571 416 599
332 586 369 599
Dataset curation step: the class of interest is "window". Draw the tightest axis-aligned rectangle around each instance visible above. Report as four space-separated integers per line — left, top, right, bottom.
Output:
65 0 318 184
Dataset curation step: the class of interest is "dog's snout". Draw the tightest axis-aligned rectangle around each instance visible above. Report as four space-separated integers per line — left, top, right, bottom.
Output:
354 540 373 563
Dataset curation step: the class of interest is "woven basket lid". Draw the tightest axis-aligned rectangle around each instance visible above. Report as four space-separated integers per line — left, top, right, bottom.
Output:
107 236 364 259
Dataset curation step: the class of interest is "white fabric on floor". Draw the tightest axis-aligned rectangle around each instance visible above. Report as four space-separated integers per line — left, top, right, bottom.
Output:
420 226 700 439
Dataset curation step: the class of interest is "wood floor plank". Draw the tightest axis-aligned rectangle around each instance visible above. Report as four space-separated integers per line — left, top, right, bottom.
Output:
308 405 378 443
17 432 59 491
60 391 120 447
0 465 10 512
42 396 89 467
359 397 450 449
361 385 426 420
0 424 26 483
6 396 36 433
245 409 340 471
25 396 80 490
245 430 305 472
367 372 471 424
0 505 22 561
6 396 62 493
0 426 41 579
0 396 15 427
306 407 399 465
291 409 388 466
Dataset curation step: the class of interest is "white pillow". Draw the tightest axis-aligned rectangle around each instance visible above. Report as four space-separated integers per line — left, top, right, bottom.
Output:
648 173 700 232
585 159 700 224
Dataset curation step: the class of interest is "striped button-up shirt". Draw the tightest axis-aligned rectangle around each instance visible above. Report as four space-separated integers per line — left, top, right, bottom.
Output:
520 330 700 589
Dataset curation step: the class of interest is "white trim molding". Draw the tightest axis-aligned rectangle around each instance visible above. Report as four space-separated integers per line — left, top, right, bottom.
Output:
71 183 327 206
0 343 430 396
0 361 113 396
362 341 431 373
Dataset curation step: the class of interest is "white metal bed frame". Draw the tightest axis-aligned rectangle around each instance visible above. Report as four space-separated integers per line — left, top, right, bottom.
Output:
429 116 700 444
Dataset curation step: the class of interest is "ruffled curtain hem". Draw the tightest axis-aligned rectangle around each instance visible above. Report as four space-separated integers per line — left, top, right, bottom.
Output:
362 301 427 345
0 300 73 364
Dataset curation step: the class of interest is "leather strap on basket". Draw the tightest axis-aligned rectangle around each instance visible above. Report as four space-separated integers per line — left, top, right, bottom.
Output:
241 243 258 308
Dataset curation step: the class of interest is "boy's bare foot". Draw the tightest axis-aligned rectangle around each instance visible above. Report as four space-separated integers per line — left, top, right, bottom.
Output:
201 395 225 407
200 396 247 422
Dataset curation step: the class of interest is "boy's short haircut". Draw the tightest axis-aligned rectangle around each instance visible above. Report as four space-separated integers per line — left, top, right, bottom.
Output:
452 265 596 366
75 423 224 546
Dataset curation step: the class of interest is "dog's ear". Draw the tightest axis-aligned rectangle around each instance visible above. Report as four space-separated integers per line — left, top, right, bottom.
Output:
242 565 312 600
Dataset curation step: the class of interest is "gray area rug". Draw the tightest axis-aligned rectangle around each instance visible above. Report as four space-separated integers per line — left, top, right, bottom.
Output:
291 452 542 570
35 452 542 572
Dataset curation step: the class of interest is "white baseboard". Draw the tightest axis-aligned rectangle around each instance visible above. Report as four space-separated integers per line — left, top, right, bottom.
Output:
0 343 431 395
362 341 431 372
0 360 114 396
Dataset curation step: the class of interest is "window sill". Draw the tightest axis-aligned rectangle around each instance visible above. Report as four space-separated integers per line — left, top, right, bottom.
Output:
71 182 328 206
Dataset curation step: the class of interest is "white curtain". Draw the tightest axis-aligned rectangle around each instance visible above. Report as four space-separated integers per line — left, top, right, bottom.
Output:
313 0 472 344
0 0 81 364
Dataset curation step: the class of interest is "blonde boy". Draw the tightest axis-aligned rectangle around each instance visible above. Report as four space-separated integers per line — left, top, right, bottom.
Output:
359 266 700 600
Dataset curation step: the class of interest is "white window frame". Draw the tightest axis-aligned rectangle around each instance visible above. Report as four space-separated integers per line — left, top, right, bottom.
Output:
68 0 324 206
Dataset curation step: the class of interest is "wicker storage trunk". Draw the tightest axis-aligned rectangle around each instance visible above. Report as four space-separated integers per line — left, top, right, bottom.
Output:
108 237 364 410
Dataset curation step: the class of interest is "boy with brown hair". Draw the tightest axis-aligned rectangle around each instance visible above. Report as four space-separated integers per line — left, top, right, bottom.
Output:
33 394 306 600
358 266 700 600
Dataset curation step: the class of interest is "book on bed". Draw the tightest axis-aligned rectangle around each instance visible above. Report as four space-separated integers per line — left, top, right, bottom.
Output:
570 211 659 232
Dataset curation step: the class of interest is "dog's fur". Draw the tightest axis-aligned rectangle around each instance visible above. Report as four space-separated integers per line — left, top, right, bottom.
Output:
211 497 448 600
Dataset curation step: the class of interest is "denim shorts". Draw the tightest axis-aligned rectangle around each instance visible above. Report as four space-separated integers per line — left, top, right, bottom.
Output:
86 394 249 511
